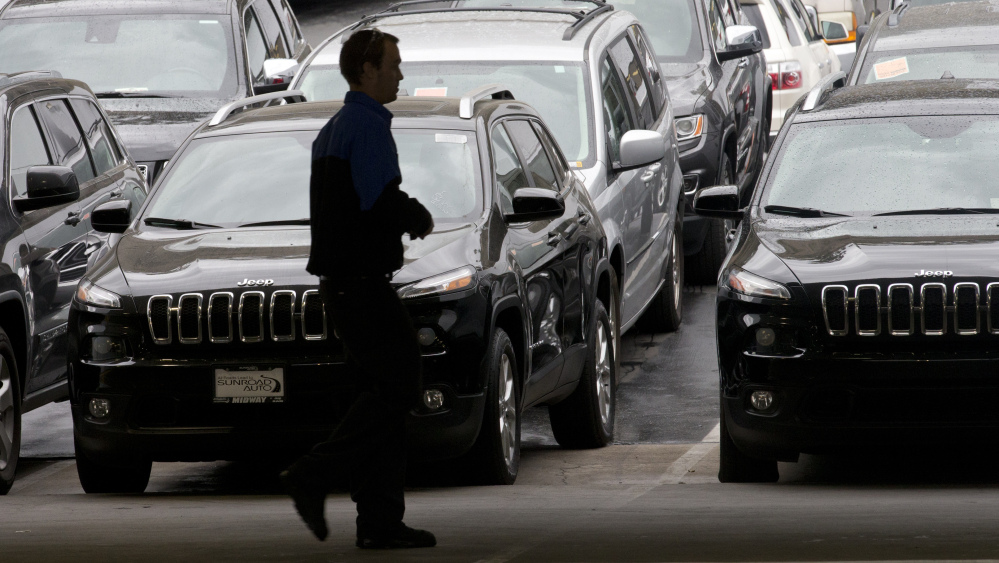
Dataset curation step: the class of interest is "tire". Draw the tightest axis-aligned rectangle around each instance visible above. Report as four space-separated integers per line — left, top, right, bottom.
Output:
718 409 779 483
0 328 22 495
468 328 520 486
688 152 736 285
75 436 152 493
638 216 684 332
549 299 616 449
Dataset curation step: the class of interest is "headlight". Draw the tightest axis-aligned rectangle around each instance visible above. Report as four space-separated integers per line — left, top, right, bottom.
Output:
76 279 122 308
397 266 476 300
675 114 705 142
725 267 791 300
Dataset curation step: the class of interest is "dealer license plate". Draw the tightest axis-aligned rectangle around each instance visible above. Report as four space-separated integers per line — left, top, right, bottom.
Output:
214 367 285 404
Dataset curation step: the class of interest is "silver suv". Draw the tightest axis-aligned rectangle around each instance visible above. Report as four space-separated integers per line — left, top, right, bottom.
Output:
290 1 686 335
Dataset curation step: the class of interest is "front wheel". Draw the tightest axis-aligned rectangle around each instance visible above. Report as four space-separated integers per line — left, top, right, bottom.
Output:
468 328 520 485
549 300 616 448
0 328 22 495
75 437 152 493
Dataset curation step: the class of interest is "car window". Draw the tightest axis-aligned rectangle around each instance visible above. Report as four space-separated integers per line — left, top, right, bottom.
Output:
611 0 704 64
251 0 288 59
859 47 999 83
121 181 147 220
628 25 668 121
9 105 52 198
244 8 269 83
491 124 531 213
608 36 655 130
504 120 560 192
601 56 637 165
272 0 304 49
69 99 119 176
788 0 822 42
708 0 729 51
35 99 94 184
397 131 481 220
741 4 773 49
770 0 802 47
532 121 570 182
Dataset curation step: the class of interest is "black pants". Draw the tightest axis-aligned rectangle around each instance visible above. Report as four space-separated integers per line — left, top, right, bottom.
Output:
299 277 422 537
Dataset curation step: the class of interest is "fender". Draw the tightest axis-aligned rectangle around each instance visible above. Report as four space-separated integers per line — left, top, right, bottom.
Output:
487 291 531 394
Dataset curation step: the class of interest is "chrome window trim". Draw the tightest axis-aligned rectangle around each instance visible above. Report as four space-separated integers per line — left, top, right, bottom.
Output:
953 282 980 336
147 294 173 345
239 290 266 343
854 284 881 336
822 285 849 336
988 282 999 334
301 289 327 341
920 282 947 336
270 290 296 342
177 293 203 344
208 292 234 344
886 283 913 336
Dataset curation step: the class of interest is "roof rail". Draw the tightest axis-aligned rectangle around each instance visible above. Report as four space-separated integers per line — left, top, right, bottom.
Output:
887 1 909 26
459 84 514 119
208 90 306 127
343 0 613 42
0 70 62 89
801 71 847 112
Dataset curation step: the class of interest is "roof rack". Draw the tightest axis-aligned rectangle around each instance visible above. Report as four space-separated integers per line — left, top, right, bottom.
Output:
344 0 613 41
0 70 62 89
208 90 306 127
801 71 847 112
887 1 909 27
459 84 514 119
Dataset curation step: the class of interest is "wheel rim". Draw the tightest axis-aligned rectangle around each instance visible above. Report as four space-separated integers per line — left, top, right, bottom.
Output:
498 353 517 472
0 356 14 473
671 234 682 310
595 322 613 428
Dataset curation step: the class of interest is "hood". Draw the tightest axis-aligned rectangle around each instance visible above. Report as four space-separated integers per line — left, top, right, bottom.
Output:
100 97 234 162
395 221 482 285
660 62 710 117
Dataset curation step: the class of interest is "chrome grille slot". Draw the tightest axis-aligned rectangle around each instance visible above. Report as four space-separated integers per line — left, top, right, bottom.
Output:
147 295 173 344
301 290 327 340
822 285 849 336
921 283 947 335
177 293 203 344
270 290 296 342
988 283 999 334
239 291 265 343
954 282 980 335
887 283 913 336
208 292 233 343
854 284 881 336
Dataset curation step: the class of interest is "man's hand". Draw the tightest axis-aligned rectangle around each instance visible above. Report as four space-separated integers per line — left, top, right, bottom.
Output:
409 218 434 240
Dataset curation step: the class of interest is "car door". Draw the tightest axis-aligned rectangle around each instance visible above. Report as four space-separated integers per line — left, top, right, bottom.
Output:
491 119 566 406
708 0 758 181
788 0 836 75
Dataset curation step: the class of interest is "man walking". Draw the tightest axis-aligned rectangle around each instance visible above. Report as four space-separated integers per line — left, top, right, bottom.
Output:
280 28 436 549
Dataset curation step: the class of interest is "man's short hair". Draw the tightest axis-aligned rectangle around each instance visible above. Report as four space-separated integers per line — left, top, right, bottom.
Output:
339 28 400 86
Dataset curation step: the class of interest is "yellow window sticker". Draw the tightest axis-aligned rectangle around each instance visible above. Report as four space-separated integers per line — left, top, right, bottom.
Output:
874 58 909 80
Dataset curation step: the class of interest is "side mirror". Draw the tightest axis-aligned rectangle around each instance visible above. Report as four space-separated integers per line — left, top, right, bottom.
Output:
91 199 133 234
617 130 666 171
822 20 851 43
693 185 743 219
505 188 565 222
12 166 80 212
856 24 869 47
253 58 300 95
804 5 820 33
717 25 764 62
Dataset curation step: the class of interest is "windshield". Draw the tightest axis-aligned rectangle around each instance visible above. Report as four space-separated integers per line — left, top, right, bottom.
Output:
764 117 999 214
611 0 704 62
861 47 999 83
299 61 594 166
0 15 238 97
145 129 482 228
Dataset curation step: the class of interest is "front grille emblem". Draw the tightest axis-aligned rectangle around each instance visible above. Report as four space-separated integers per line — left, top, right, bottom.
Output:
237 278 274 287
914 270 953 278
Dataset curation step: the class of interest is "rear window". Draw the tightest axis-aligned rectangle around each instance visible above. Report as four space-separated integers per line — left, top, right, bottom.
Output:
741 4 773 49
860 47 999 83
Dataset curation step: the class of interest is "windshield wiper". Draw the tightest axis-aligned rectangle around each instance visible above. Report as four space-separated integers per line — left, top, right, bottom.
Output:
94 91 178 98
873 207 999 216
237 219 310 228
144 217 221 229
764 205 850 217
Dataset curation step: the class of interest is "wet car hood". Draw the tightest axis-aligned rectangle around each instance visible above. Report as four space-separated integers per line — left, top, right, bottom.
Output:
660 62 709 117
100 97 234 162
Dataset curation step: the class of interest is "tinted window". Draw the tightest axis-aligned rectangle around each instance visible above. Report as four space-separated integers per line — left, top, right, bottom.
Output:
629 25 668 120
244 9 268 83
708 0 729 51
9 106 52 198
532 121 570 180
609 36 655 130
492 125 530 213
601 57 637 165
69 99 119 176
505 120 559 192
741 4 773 49
770 0 801 47
36 99 94 183
272 0 303 48
251 1 288 58
788 0 821 42
610 0 704 63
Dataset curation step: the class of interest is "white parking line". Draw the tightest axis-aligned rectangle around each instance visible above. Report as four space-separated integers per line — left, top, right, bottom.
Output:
472 545 535 563
10 459 75 494
614 422 721 507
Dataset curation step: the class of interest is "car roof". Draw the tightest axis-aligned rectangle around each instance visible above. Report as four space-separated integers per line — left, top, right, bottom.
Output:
796 80 999 123
0 71 92 101
307 9 635 66
870 0 999 51
1 0 238 18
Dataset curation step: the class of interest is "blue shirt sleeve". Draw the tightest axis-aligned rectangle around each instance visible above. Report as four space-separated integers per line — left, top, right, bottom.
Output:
348 121 401 211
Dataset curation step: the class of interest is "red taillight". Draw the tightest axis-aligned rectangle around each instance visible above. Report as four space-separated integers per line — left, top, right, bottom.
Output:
781 70 802 89
768 61 803 91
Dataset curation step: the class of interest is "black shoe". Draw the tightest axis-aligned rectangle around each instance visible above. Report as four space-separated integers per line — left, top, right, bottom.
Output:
356 524 436 549
279 468 328 541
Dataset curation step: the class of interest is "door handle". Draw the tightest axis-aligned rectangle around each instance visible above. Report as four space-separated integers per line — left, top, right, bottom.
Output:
640 162 662 183
547 231 563 247
65 211 81 226
817 61 825 69
577 208 591 226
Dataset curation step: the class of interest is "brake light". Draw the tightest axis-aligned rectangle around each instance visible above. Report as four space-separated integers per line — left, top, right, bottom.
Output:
767 61 803 91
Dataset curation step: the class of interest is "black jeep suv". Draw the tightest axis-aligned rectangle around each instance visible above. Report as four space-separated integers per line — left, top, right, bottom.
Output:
0 0 311 183
68 87 632 493
0 71 147 494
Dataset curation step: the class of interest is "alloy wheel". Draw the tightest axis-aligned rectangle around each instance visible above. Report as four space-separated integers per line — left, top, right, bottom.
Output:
0 357 13 472
498 353 517 472
594 322 612 427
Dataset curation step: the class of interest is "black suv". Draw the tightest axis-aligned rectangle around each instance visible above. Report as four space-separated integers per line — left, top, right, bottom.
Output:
0 0 311 183
69 88 624 493
0 71 147 494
